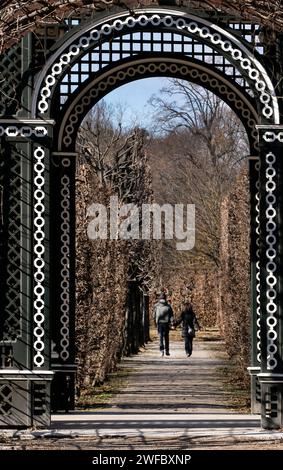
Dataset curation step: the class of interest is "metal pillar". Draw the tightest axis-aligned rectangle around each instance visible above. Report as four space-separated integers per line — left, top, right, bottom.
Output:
0 120 54 427
248 157 261 414
257 125 283 429
50 152 76 412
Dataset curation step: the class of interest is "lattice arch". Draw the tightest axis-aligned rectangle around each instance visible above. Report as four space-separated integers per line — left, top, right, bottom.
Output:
32 8 279 124
43 9 266 423
55 56 259 153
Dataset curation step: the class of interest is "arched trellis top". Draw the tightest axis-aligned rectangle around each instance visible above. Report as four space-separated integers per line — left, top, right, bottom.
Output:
32 7 280 124
55 57 259 153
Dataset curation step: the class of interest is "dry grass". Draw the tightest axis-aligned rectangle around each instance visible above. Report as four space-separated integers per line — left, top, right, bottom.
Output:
218 363 250 412
76 369 130 409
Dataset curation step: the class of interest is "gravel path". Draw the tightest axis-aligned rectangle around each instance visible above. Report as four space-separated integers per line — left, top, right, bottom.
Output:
1 336 283 450
109 337 236 413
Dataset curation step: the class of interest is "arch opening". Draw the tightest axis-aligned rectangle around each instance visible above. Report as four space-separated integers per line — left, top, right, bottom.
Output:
49 75 256 414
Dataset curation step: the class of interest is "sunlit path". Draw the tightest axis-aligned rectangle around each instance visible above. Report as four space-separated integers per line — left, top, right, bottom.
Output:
3 337 283 449
50 336 261 440
107 338 240 414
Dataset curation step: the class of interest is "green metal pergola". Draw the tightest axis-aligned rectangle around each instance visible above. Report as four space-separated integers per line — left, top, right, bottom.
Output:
0 5 283 429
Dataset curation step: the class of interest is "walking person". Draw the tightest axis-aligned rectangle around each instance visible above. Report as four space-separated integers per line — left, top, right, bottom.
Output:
176 301 200 357
153 292 174 357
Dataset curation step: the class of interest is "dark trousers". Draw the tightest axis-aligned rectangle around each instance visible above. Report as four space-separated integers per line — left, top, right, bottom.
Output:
158 323 169 353
184 334 193 356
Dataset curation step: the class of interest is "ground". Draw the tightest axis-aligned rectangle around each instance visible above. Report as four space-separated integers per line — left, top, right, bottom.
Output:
1 330 283 450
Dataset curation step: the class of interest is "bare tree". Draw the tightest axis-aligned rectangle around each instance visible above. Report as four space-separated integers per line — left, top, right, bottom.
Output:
1 1 282 53
77 101 153 205
150 79 248 168
149 80 249 274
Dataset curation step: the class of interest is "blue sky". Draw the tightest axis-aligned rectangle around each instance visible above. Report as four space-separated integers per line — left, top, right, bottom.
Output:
103 77 172 129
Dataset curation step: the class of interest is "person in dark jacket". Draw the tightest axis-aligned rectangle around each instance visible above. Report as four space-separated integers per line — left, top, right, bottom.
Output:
175 301 200 357
153 292 174 357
